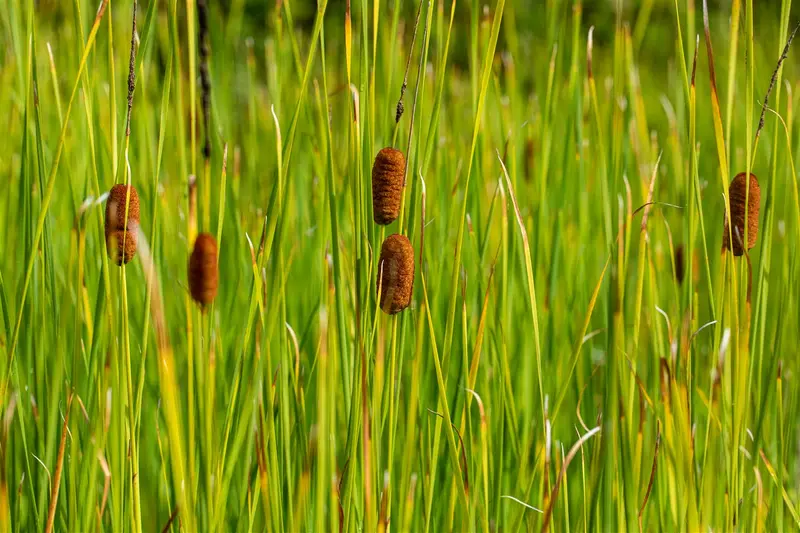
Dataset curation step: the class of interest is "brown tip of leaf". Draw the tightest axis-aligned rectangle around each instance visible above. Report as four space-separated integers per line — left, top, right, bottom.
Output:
377 234 414 315
722 172 760 256
372 147 405 225
189 232 219 306
702 0 719 96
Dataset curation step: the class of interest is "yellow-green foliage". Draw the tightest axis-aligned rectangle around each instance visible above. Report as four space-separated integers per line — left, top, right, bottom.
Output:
0 0 798 531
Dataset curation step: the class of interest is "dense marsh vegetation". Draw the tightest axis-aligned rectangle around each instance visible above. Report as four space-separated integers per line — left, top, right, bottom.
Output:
0 0 799 530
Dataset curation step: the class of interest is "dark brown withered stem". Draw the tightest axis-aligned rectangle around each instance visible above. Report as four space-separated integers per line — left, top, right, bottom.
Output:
125 0 138 137
395 0 424 124
756 21 800 142
702 0 719 99
638 421 661 531
198 0 212 159
44 392 73 533
160 506 179 533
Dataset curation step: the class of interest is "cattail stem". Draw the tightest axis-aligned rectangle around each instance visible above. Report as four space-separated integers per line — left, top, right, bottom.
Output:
198 0 212 231
392 0 424 137
125 0 137 138
397 0 432 233
755 21 800 145
198 0 211 160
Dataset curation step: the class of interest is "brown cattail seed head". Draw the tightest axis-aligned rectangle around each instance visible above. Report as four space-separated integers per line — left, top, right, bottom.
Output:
722 172 760 256
377 234 414 315
372 147 405 225
189 232 219 306
105 184 140 264
107 230 138 266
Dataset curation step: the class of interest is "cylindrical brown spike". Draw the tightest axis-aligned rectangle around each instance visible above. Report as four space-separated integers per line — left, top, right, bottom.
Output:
377 234 414 315
105 184 140 264
674 245 685 285
189 232 219 306
722 172 760 256
372 147 405 225
107 230 138 265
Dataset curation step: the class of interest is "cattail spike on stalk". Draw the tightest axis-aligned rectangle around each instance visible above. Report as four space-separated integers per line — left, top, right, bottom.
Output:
105 184 140 265
198 0 212 160
722 172 760 256
377 234 414 314
125 0 138 137
188 232 219 307
756 21 800 142
372 148 406 225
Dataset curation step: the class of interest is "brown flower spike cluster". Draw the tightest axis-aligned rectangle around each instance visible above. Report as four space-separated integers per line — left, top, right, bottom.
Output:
371 147 414 314
377 234 414 314
722 172 760 256
372 147 405 225
105 184 140 265
189 233 219 307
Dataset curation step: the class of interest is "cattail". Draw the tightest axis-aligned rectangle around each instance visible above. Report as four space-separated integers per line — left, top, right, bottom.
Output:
372 147 405 225
107 230 138 266
674 245 685 284
105 184 140 265
722 172 760 256
377 234 414 315
188 232 219 306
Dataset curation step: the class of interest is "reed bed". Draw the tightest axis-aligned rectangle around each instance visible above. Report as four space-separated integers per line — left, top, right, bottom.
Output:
0 0 799 531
